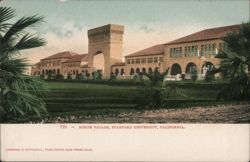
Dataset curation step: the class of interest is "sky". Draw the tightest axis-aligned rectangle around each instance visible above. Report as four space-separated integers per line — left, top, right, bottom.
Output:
1 0 249 64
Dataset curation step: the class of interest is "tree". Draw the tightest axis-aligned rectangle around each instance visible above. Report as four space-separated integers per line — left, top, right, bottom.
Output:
140 68 185 108
0 7 47 121
212 22 250 100
143 68 169 86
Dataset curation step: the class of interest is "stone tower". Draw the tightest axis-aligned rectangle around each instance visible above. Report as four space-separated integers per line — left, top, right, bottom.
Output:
88 24 124 76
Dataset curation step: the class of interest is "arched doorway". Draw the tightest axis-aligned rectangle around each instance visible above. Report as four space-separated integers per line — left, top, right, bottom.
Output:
186 62 197 74
88 24 124 76
136 68 140 74
171 63 182 75
142 67 146 74
130 68 135 75
202 62 214 74
115 68 119 75
148 67 153 74
121 68 124 75
93 51 105 74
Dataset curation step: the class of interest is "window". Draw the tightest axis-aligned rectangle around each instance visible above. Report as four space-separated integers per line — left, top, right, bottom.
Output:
127 59 130 64
131 59 135 64
154 57 158 63
201 45 204 56
136 58 140 64
141 58 146 63
148 57 153 63
159 57 163 62
170 47 182 58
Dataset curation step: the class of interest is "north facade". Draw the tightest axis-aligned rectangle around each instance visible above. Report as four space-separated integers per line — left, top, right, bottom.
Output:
31 24 241 79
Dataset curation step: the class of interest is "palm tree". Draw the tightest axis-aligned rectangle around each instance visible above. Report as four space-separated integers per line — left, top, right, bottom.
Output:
143 68 169 86
212 22 250 100
0 7 47 121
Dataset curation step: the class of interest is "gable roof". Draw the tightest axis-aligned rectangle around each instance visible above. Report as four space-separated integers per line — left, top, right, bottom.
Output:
166 24 241 45
125 44 164 57
41 51 78 61
63 54 88 63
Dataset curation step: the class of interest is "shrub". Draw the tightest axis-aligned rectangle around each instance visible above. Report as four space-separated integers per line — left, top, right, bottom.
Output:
191 69 198 82
54 74 64 80
67 74 72 80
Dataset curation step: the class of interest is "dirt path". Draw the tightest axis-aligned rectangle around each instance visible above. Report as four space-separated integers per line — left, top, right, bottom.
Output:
45 103 250 123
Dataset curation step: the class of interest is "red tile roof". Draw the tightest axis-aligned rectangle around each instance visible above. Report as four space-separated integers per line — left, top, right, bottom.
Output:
63 54 88 63
41 51 78 61
125 44 164 57
111 62 125 66
166 24 241 45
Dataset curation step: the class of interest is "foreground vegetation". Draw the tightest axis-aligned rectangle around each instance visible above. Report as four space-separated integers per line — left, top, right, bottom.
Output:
42 81 237 116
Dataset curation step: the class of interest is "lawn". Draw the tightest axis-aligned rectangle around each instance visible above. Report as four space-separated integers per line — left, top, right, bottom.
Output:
43 80 234 116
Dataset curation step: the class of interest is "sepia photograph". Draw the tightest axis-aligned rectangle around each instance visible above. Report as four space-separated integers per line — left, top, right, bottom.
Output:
0 0 249 161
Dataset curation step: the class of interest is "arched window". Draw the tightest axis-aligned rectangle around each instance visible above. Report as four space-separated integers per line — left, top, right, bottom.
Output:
186 62 197 74
121 68 125 75
171 63 182 75
202 62 214 74
136 68 140 74
148 67 153 74
115 68 119 75
142 67 146 74
130 68 134 75
154 67 159 72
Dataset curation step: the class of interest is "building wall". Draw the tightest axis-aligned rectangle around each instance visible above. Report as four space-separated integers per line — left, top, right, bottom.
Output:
164 39 225 76
40 58 69 75
125 54 164 75
111 65 125 76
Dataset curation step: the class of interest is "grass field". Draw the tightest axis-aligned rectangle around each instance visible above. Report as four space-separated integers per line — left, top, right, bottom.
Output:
43 81 236 116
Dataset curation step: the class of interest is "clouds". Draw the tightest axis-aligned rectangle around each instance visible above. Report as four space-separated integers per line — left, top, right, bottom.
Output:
20 20 207 64
11 0 247 64
20 21 88 64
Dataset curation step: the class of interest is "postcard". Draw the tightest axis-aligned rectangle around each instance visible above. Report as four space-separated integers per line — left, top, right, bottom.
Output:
0 0 249 161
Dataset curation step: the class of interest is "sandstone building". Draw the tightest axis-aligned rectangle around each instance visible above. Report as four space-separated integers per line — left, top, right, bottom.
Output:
31 24 241 80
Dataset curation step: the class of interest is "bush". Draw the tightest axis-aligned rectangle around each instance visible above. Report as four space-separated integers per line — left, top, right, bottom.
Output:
204 71 215 82
54 74 64 80
67 74 72 80
191 69 198 82
76 74 84 80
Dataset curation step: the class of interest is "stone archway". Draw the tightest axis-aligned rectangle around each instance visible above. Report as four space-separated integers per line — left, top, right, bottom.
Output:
88 24 124 76
93 51 105 73
186 62 197 74
171 63 182 75
202 61 214 74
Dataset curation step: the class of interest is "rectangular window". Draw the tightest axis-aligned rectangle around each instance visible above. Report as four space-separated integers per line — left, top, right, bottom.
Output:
141 58 146 63
136 58 140 64
179 47 182 57
184 47 187 57
159 57 163 62
195 46 198 56
131 59 135 64
148 58 153 63
201 45 204 56
188 47 191 57
127 59 130 64
154 57 158 63
191 46 195 56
